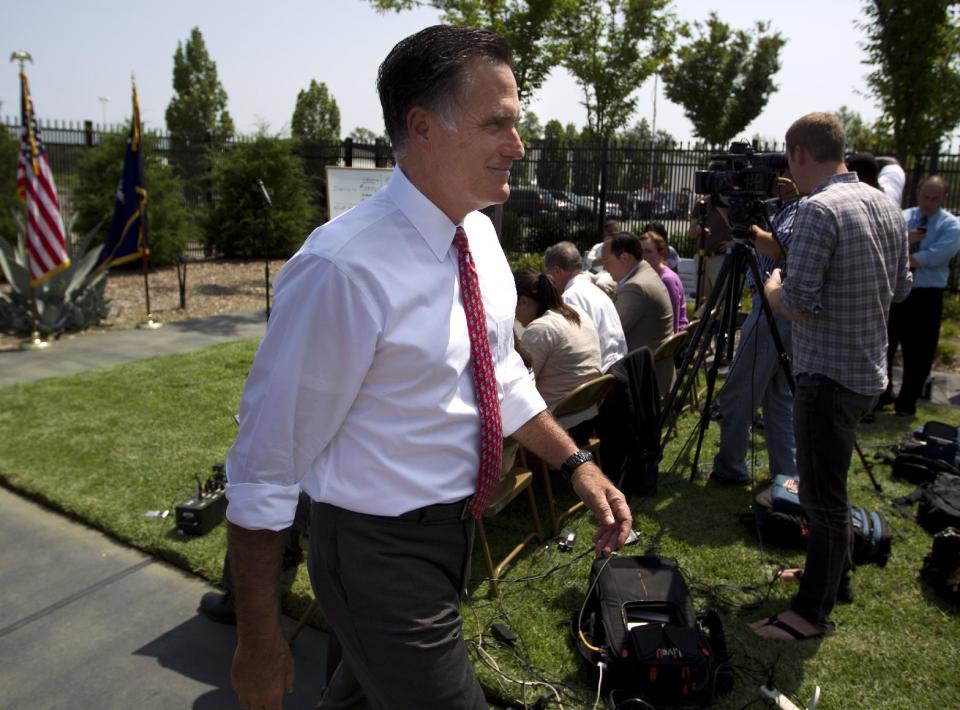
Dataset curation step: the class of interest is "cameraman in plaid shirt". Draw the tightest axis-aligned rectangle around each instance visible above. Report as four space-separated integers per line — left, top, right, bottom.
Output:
755 112 912 641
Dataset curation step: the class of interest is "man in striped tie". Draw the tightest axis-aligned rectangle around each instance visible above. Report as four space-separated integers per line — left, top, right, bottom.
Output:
224 25 632 710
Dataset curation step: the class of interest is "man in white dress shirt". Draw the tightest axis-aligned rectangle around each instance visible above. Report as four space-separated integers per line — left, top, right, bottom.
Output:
225 25 632 710
543 240 627 372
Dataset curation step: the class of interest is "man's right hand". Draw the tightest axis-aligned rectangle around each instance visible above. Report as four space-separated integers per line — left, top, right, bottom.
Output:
232 629 294 710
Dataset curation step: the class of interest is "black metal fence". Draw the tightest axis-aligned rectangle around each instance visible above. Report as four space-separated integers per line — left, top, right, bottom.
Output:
6 118 960 283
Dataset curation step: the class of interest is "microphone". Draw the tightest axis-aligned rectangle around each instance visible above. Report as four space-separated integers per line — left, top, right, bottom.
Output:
256 178 273 208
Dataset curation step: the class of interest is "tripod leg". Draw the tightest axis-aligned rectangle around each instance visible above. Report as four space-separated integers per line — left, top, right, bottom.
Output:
854 438 882 492
686 252 742 482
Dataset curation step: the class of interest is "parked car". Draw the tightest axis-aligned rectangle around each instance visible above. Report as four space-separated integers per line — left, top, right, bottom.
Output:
547 190 581 216
606 191 636 218
505 186 559 215
552 190 623 219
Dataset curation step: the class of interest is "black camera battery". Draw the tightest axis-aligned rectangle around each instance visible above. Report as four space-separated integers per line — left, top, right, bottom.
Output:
175 491 227 535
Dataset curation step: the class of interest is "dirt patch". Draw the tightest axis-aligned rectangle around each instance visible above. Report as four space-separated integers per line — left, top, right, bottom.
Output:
0 259 285 352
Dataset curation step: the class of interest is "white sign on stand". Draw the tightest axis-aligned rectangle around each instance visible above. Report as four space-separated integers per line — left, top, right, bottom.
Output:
325 166 393 219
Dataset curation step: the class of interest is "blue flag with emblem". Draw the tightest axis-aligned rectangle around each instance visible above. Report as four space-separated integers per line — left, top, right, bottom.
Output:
98 78 148 268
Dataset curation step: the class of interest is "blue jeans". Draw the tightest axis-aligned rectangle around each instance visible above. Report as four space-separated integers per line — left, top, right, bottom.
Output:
712 296 797 481
790 374 875 626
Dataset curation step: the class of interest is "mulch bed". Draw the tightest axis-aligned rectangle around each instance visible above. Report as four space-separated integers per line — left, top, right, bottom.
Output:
0 259 286 352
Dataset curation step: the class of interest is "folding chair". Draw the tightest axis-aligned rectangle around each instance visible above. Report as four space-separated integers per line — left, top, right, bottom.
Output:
475 437 544 596
524 374 617 534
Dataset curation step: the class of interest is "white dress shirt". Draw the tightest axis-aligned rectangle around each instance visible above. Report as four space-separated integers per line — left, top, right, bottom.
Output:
226 169 546 529
562 273 627 372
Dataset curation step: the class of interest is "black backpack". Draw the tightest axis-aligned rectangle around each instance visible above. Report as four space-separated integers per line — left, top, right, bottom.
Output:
896 473 960 534
891 452 959 485
574 555 731 706
889 421 960 483
920 527 960 604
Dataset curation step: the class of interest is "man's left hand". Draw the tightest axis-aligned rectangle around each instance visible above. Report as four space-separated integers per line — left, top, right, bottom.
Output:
570 463 632 555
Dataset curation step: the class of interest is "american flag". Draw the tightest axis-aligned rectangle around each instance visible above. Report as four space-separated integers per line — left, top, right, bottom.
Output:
15 71 69 287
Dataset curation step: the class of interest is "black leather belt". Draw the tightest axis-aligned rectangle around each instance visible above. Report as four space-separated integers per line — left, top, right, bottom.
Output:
394 497 472 523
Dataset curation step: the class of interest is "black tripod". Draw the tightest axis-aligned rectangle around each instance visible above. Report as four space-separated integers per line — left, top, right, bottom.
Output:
659 233 882 491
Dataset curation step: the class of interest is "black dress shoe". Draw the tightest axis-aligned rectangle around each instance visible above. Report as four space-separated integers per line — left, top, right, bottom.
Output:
199 590 236 625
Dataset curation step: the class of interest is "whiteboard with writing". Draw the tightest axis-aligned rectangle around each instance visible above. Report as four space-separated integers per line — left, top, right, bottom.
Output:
325 166 394 219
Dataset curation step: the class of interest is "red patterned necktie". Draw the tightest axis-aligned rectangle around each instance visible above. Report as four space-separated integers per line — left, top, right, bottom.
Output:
454 226 503 518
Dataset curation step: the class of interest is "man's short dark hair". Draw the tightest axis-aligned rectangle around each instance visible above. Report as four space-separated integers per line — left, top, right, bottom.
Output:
603 219 622 236
785 112 845 163
607 231 643 261
543 241 582 272
377 25 512 156
643 221 669 241
846 152 880 189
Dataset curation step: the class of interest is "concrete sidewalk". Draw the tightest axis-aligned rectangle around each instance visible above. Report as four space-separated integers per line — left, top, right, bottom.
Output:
0 310 266 390
0 311 331 709
0 487 329 710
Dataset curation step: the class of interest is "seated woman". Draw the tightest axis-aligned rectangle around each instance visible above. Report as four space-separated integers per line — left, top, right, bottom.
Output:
640 231 689 333
514 268 602 441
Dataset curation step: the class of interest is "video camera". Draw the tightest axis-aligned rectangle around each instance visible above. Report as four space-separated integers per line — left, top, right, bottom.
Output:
694 141 787 239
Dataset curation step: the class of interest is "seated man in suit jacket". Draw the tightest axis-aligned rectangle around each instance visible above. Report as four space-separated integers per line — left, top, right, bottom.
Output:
600 231 675 396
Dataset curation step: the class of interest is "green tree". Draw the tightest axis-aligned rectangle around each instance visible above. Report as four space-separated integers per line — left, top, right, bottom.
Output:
366 0 563 104
570 126 599 195
165 27 234 147
555 0 677 138
859 0 960 162
660 12 785 146
835 105 893 153
614 118 676 190
348 126 384 143
206 132 316 258
291 80 341 143
73 128 199 265
536 119 569 191
517 110 543 145
0 128 19 243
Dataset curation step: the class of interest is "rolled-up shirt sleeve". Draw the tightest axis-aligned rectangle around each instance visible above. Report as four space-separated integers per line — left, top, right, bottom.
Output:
226 253 381 530
497 322 546 437
780 202 836 317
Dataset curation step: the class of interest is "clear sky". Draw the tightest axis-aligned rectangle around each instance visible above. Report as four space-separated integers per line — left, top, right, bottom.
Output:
1 0 888 145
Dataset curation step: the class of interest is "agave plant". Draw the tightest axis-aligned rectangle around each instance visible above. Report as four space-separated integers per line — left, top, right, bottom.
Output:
0 211 111 337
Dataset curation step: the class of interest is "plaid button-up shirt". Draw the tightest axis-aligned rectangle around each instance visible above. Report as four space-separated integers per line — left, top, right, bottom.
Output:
780 172 912 395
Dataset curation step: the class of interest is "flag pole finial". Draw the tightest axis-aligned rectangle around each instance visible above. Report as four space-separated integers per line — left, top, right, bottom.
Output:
9 50 33 74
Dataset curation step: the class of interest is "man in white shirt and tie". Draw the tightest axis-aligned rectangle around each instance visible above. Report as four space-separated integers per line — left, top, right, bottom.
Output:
225 25 632 710
544 240 627 372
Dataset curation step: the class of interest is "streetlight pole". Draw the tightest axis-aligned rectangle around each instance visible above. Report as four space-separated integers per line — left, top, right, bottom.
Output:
98 95 110 128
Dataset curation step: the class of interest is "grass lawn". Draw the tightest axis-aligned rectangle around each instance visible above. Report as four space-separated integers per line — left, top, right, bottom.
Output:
1 340 958 709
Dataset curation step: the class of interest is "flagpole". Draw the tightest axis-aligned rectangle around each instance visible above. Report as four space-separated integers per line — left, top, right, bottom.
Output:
11 50 50 351
129 74 160 330
137 249 161 329
21 287 50 350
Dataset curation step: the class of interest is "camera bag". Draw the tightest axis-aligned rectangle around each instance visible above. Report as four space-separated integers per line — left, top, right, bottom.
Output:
889 421 960 483
920 527 960 604
851 506 892 566
575 555 731 706
746 478 809 549
747 477 891 565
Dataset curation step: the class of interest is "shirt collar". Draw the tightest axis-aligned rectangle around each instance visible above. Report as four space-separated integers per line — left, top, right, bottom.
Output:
566 272 589 292
809 171 858 197
618 263 640 287
384 167 459 262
